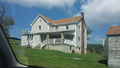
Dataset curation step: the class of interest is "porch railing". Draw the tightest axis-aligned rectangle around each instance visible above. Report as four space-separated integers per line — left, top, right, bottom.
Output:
64 39 74 45
49 38 61 44
41 38 74 49
31 35 40 48
41 39 47 49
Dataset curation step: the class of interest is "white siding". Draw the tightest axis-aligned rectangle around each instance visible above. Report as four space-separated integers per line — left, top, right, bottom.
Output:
21 35 28 46
31 16 48 33
75 19 87 49
21 34 41 48
72 35 75 45
75 20 81 47
57 25 65 30
49 24 54 31
58 24 75 31
49 23 75 31
69 24 75 30
30 34 41 48
84 25 87 49
103 38 108 58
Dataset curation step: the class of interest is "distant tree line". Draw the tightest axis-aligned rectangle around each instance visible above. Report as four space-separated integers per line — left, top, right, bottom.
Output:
87 44 103 54
8 37 21 40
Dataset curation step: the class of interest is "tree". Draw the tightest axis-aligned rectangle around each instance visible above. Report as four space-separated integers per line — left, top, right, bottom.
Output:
87 27 92 40
0 4 15 37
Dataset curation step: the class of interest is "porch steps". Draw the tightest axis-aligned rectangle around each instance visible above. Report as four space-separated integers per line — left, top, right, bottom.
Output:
41 39 47 49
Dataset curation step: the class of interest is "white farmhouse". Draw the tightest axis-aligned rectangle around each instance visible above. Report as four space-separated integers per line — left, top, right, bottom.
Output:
21 12 88 54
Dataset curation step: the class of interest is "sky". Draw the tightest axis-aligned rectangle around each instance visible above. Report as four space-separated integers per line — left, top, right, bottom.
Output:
0 0 120 44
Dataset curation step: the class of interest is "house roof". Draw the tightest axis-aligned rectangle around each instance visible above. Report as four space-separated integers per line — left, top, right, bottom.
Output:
41 15 82 25
54 16 81 24
106 26 120 35
41 15 53 24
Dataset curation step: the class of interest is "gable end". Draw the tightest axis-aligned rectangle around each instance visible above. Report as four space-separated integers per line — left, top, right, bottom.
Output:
30 14 49 26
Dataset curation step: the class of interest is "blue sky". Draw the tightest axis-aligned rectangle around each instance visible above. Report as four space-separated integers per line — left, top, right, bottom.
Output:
0 0 120 44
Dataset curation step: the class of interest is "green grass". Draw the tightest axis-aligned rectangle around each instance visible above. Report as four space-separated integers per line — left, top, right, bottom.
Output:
9 39 108 68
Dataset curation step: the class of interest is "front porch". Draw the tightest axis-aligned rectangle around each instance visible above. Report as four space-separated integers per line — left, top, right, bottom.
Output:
40 31 75 49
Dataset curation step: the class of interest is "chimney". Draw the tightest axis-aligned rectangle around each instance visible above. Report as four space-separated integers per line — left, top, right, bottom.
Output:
81 12 84 54
81 12 84 17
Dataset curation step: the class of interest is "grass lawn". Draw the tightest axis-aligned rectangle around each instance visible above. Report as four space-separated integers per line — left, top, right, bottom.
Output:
9 39 108 68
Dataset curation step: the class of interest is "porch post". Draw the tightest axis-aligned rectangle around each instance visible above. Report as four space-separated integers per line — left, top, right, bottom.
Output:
46 33 50 44
61 32 64 44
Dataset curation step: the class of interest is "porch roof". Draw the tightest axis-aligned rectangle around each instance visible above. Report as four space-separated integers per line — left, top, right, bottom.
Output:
29 30 75 35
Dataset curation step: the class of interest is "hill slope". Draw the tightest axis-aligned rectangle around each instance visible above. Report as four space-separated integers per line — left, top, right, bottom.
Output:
9 39 108 68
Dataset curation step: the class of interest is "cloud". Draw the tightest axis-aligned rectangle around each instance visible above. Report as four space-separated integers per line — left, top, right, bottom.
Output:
0 0 78 16
63 6 77 16
74 0 120 27
80 0 86 4
74 12 81 17
88 34 102 44
0 0 77 9
94 35 102 43
111 23 119 26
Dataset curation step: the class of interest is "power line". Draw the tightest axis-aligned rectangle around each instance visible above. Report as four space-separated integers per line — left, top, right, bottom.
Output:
92 31 107 32
87 23 120 27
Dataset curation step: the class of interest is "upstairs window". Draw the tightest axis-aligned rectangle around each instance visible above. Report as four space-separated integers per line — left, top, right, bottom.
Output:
78 37 80 41
66 25 69 29
39 26 41 30
84 28 85 32
55 26 58 29
79 25 81 30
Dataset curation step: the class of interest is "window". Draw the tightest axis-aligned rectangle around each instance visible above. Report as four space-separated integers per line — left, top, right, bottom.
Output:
40 20 41 22
79 47 80 50
66 25 69 29
39 26 41 30
79 25 81 30
55 26 58 29
70 46 71 50
78 37 80 41
84 28 85 32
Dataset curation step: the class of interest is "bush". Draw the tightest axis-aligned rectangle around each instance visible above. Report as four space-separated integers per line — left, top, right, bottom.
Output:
87 44 103 54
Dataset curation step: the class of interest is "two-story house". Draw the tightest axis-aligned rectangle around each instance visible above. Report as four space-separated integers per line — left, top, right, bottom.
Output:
21 12 88 54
